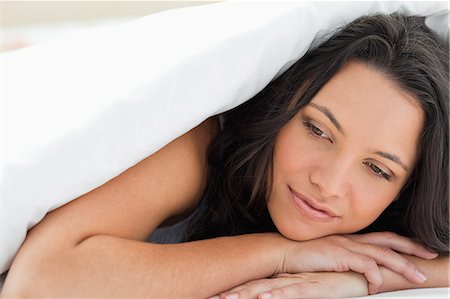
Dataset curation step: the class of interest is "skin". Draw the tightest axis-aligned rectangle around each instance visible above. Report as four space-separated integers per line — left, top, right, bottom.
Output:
267 60 424 241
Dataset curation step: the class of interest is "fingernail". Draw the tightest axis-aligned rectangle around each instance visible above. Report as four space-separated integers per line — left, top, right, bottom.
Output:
415 270 427 283
225 294 239 299
259 293 272 299
208 296 220 299
424 247 439 256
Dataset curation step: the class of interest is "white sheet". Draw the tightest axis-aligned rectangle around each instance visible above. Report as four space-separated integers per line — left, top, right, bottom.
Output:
355 287 449 298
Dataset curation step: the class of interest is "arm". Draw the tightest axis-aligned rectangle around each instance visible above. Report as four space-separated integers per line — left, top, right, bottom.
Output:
215 233 445 299
3 233 439 298
214 255 448 299
379 254 449 292
2 232 284 298
5 232 442 299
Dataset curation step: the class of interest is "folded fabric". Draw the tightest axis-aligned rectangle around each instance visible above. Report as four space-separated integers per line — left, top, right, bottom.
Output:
1 1 448 274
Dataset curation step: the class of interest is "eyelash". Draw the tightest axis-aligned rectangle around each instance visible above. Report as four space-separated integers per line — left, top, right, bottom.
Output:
302 120 392 182
303 121 332 143
363 161 392 181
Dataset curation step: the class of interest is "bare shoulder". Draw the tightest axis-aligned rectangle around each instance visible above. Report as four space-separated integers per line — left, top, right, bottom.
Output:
18 116 221 256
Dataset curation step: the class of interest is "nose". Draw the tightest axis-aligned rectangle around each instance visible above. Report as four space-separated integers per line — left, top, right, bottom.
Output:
309 155 352 200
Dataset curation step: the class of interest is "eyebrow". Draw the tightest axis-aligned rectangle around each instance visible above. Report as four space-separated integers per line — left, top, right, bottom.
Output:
308 102 409 173
374 151 409 172
309 102 344 134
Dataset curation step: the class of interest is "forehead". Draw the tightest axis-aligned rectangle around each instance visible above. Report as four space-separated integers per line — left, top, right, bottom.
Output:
304 61 424 172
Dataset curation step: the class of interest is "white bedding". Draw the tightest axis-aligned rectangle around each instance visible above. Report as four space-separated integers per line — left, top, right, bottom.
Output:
357 287 449 298
1 1 448 296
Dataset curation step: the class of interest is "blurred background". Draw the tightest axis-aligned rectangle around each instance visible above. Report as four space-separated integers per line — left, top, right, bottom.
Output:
1 1 220 52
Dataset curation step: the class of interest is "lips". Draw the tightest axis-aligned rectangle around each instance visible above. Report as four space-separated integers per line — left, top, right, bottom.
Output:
289 186 337 221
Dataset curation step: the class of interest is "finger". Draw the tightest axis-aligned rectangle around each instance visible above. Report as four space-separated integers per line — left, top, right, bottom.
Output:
339 252 383 295
261 281 330 299
218 281 266 299
218 278 301 299
345 232 438 259
346 241 428 285
347 232 438 258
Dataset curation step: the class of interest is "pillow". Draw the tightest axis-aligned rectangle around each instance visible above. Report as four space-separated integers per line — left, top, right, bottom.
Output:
2 1 448 274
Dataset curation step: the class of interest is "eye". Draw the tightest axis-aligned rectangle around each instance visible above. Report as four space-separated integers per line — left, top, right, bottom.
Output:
303 121 332 143
363 161 392 181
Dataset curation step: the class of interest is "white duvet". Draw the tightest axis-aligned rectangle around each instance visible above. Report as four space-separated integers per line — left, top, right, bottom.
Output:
1 2 448 295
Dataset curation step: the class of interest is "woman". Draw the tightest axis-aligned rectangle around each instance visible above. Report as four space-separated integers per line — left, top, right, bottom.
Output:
1 13 448 299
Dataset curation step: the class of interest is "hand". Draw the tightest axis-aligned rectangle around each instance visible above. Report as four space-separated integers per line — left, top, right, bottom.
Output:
280 232 438 294
210 271 368 299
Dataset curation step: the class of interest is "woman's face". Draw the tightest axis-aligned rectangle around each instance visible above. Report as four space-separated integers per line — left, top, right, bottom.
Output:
267 61 424 241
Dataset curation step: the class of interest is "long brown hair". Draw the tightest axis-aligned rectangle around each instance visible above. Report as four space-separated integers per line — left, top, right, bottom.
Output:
184 13 449 255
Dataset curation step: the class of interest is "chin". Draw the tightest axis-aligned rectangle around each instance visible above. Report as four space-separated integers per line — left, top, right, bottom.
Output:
275 224 329 241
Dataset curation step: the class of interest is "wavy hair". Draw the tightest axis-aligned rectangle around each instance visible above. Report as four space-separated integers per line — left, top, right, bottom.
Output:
184 13 449 255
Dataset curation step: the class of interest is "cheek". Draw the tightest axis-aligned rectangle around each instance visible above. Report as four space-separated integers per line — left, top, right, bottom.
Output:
274 128 317 175
347 186 398 229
